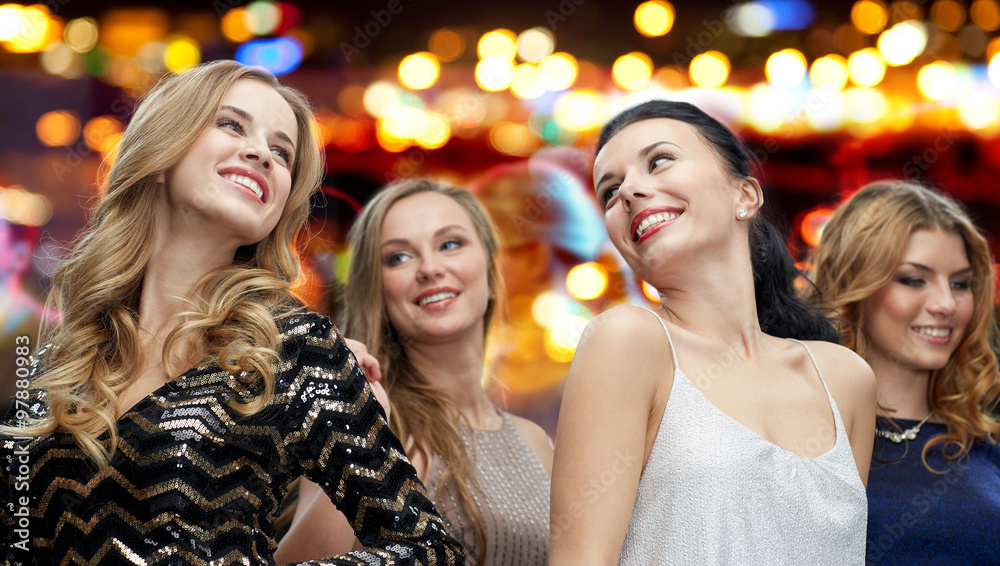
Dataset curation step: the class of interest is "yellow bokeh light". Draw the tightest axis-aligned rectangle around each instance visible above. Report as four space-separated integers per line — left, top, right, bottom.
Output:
83 115 124 152
475 56 515 92
889 0 923 22
363 80 403 117
221 8 253 43
538 52 577 91
765 48 807 89
884 94 915 131
878 20 928 65
847 48 886 86
36 110 80 147
164 35 200 73
0 186 53 227
566 263 609 301
0 4 24 41
642 280 661 303
958 91 1000 130
931 0 967 32
972 0 1000 30
745 83 788 132
544 325 578 363
553 90 604 132
843 87 889 123
634 0 676 37
990 53 1000 88
5 5 54 53
415 112 451 149
612 52 653 90
511 63 545 99
489 121 539 156
398 52 440 90
64 17 98 53
428 28 465 62
516 27 554 63
810 54 849 91
478 29 517 60
40 42 82 78
531 291 565 327
852 0 889 34
917 61 957 100
690 51 730 89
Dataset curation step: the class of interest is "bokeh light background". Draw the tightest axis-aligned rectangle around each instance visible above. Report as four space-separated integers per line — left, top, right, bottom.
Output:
2 0 1000 434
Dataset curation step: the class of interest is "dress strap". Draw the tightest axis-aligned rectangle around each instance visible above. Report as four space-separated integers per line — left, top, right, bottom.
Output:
786 339 833 400
642 307 680 371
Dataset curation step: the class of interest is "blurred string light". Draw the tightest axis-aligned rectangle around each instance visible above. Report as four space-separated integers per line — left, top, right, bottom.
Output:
634 1 675 37
566 262 608 301
612 52 653 90
41 42 84 78
36 110 80 147
745 83 789 132
489 121 539 156
83 115 124 153
244 0 281 35
164 35 200 73
800 208 834 247
957 90 1000 130
516 27 554 62
553 90 604 131
398 52 440 90
538 52 578 90
235 36 302 75
847 48 887 86
733 3 776 36
917 61 957 100
2 4 58 53
478 29 517 60
64 17 98 53
511 63 545 99
843 87 889 123
765 48 807 89
641 280 661 303
429 28 465 62
878 20 928 65
931 0 966 32
0 185 53 227
972 0 1000 30
475 56 515 91
222 8 253 42
852 0 889 34
810 54 849 91
690 51 730 88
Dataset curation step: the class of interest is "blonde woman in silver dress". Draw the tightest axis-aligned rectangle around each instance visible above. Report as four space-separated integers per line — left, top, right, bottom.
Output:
278 179 551 566
550 100 876 564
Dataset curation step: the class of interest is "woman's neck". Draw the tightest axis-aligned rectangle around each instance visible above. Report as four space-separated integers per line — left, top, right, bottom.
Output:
867 354 933 420
405 335 499 429
653 245 763 358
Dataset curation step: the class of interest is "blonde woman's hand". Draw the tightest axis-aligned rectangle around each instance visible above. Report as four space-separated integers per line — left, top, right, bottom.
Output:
344 338 390 421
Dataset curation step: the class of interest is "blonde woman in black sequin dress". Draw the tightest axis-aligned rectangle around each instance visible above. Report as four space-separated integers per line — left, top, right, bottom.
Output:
0 60 464 565
278 179 552 566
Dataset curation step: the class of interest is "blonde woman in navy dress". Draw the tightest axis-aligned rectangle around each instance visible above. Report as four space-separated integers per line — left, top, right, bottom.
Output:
549 100 876 565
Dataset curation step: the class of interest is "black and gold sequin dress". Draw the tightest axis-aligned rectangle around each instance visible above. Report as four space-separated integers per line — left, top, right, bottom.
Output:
1 311 465 565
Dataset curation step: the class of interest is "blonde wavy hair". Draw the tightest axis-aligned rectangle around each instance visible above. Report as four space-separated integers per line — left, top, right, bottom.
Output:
805 180 1000 468
344 179 505 565
4 60 324 468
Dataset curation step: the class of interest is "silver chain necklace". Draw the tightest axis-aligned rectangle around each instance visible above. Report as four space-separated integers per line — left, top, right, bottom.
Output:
874 412 934 443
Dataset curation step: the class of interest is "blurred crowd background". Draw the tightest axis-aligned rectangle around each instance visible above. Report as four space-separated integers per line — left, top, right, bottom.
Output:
2 0 1000 434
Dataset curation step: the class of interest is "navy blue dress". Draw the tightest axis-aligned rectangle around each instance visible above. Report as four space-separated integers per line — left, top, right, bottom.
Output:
866 419 1000 565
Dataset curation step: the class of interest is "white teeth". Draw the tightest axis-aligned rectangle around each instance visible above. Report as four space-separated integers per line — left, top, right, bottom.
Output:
225 174 263 200
914 327 950 338
636 212 679 238
418 292 458 306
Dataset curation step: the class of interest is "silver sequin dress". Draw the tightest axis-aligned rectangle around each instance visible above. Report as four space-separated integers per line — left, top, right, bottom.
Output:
619 312 867 565
425 412 550 566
